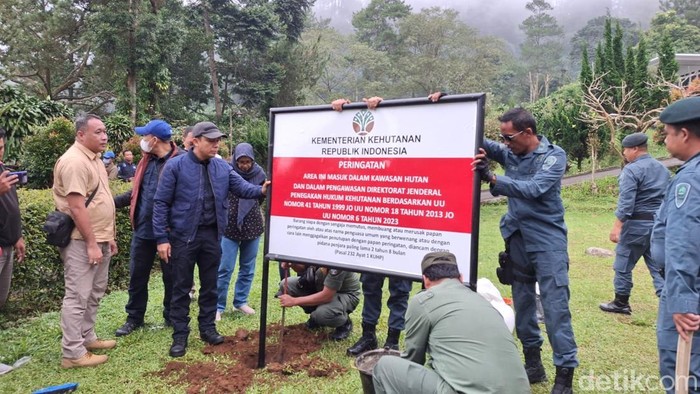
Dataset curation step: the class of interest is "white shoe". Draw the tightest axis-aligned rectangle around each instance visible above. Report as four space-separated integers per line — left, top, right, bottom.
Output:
215 311 222 322
234 305 255 315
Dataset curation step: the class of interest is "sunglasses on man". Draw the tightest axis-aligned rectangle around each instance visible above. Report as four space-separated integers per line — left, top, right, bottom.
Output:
500 129 525 142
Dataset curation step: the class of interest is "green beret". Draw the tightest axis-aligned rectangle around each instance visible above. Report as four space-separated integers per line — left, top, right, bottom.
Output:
621 132 648 148
660 97 700 124
421 252 457 273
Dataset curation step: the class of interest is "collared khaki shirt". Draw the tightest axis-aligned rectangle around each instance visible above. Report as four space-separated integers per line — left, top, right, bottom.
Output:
52 142 116 242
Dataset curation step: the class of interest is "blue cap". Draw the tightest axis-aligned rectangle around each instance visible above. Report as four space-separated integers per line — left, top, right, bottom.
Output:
104 150 115 159
135 119 172 140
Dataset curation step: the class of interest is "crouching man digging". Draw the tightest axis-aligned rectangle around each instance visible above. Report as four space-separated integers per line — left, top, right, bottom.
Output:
278 262 360 340
373 252 529 394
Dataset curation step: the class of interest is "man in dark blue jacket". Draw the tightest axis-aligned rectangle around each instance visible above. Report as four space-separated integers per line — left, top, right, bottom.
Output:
153 121 269 357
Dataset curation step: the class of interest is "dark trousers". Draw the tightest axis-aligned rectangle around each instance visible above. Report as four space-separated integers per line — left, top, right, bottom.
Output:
361 273 411 330
170 226 221 341
125 237 172 324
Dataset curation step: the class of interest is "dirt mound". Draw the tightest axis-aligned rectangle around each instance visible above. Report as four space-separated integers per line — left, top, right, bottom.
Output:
155 324 348 393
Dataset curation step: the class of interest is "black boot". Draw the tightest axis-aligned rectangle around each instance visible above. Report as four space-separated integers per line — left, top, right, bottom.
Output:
524 347 548 384
346 322 378 356
330 317 353 341
599 294 631 315
169 338 188 358
551 366 574 394
383 328 401 350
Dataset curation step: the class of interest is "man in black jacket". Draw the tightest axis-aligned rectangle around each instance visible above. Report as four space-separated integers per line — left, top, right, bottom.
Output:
113 120 183 336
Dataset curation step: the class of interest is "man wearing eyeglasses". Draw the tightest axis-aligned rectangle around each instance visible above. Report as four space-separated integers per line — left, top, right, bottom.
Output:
153 121 271 358
434 98 578 394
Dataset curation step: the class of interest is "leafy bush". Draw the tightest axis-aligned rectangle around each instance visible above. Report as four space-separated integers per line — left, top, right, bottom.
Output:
21 118 76 189
230 115 269 168
6 181 133 321
104 113 134 156
0 86 72 163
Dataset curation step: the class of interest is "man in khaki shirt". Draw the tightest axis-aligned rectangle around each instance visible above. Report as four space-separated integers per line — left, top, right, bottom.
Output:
52 114 118 368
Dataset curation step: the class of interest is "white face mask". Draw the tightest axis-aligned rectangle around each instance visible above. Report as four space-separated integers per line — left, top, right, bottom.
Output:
140 137 153 153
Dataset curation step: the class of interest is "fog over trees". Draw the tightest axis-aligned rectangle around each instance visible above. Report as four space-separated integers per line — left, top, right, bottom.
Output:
314 0 660 51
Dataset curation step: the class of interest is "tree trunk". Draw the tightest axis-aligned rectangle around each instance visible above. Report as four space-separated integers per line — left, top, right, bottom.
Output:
528 71 540 103
203 3 222 121
589 131 599 194
127 0 138 127
544 73 552 97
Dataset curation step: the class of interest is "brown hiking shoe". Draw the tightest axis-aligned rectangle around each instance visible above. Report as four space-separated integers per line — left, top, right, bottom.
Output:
85 339 116 351
61 352 108 369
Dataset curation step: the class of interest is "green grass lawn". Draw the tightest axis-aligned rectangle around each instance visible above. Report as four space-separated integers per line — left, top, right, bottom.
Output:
0 179 665 393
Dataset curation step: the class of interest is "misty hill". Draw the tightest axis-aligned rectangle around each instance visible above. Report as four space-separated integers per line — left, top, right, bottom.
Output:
313 0 660 52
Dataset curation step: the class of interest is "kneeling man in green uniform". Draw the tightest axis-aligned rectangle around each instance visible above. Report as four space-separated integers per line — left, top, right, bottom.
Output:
373 252 530 394
278 262 360 340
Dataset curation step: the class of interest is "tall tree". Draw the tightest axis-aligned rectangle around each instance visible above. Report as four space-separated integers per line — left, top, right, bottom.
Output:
90 0 187 125
579 46 593 89
569 15 640 77
0 0 93 104
396 7 513 98
519 0 565 102
352 0 411 53
201 0 223 121
645 10 700 55
602 18 616 90
659 0 700 27
657 36 679 83
612 23 626 85
634 36 654 108
160 11 211 122
624 46 636 89
206 0 314 117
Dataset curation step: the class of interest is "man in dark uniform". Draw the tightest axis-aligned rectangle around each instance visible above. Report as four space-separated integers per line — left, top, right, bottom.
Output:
653 96 700 393
278 262 360 340
117 150 137 182
345 273 412 356
472 107 578 394
153 121 270 357
372 252 530 394
600 132 669 314
113 119 183 336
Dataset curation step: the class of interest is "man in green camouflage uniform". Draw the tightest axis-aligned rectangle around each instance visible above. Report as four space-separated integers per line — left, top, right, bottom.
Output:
278 263 360 340
373 252 530 393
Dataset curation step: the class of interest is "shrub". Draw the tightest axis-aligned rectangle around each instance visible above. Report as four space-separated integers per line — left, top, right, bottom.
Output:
5 181 134 322
21 117 76 189
0 86 73 163
230 115 269 168
104 113 134 156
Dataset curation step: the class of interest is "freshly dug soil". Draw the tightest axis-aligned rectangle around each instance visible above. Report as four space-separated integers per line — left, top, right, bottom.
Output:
155 323 348 393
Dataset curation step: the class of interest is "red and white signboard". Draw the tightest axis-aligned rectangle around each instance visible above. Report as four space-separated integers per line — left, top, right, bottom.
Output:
266 95 484 284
